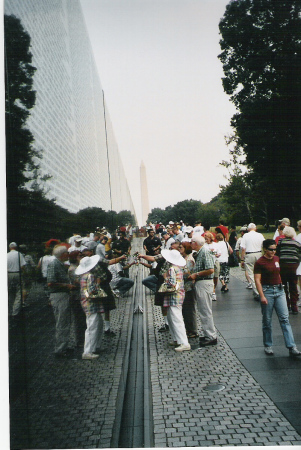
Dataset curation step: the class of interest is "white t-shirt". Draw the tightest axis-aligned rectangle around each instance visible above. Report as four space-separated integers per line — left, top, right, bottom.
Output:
193 226 204 234
204 242 219 260
240 230 264 253
109 262 123 289
7 250 26 272
39 255 55 278
216 241 228 263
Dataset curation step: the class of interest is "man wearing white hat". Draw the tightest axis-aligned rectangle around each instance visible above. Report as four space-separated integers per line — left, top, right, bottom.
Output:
240 223 265 299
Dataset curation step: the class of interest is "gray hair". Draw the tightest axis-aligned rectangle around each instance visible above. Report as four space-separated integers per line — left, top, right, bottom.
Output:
191 233 205 246
53 245 68 258
283 226 296 239
297 220 301 227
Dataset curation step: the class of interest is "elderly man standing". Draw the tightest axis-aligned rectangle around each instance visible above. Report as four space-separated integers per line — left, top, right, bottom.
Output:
47 245 76 357
7 242 26 317
240 223 265 300
188 234 217 347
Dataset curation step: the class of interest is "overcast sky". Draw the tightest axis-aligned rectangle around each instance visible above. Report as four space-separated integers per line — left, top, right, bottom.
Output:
81 0 236 225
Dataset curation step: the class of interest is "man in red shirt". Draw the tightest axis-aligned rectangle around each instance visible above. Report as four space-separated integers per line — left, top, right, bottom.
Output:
217 221 229 242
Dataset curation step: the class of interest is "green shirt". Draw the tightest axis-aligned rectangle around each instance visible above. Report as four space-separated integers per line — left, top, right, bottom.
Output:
191 246 214 279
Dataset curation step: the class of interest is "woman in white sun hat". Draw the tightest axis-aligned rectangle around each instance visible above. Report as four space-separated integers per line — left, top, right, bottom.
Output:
160 249 191 352
75 254 105 360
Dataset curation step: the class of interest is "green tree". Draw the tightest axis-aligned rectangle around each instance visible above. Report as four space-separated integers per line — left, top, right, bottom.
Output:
147 208 168 225
169 199 201 225
219 0 301 221
5 14 45 241
197 194 229 228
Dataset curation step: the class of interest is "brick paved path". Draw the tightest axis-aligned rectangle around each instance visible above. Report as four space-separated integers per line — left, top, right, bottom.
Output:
9 280 134 449
8 238 301 448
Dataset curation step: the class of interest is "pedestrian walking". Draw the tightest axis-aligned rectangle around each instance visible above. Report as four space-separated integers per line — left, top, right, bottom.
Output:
254 239 301 357
7 242 26 317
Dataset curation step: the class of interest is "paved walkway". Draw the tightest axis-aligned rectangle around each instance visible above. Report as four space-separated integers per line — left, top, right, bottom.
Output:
149 267 301 447
8 238 301 448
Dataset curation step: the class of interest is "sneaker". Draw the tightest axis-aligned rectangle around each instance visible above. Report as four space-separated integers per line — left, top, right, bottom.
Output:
199 337 217 347
246 283 252 289
82 353 99 360
212 293 216 301
174 343 191 352
264 347 274 355
158 324 169 332
289 347 301 357
221 285 226 292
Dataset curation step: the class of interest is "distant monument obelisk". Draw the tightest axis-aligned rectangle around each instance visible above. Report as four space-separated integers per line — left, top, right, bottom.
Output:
140 160 150 226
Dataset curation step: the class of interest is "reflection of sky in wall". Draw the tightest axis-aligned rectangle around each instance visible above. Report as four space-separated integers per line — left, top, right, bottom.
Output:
80 0 237 224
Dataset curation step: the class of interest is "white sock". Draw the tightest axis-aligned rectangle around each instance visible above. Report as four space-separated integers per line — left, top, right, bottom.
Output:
164 316 168 325
105 320 110 331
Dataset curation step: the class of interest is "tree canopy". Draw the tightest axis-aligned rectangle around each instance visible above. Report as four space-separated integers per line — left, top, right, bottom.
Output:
218 0 301 222
147 200 201 225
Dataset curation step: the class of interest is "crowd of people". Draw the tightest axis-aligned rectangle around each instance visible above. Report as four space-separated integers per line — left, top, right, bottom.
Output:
7 217 301 359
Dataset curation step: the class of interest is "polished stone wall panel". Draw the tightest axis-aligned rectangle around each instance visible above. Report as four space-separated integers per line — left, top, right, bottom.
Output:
5 0 135 217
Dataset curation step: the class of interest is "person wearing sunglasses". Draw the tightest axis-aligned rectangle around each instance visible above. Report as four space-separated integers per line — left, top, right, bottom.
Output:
254 239 301 357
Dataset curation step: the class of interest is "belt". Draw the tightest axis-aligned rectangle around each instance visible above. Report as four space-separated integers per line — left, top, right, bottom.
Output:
195 277 213 281
246 251 262 254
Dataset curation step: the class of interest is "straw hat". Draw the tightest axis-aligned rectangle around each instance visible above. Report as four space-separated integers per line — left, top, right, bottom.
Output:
75 255 100 275
161 249 186 267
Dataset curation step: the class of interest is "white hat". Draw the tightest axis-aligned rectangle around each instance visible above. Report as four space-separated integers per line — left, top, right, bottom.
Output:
169 221 174 225
75 255 100 275
247 223 256 230
75 236 83 243
280 218 290 225
161 249 186 267
9 242 17 248
185 226 194 234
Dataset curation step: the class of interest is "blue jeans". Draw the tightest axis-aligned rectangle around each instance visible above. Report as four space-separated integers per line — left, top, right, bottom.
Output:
142 275 158 293
261 284 295 348
116 278 134 295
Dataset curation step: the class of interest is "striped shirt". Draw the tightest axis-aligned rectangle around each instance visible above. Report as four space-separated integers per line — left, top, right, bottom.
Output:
276 238 301 264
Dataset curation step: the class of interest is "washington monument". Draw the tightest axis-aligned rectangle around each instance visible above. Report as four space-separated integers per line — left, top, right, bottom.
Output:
140 160 150 226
